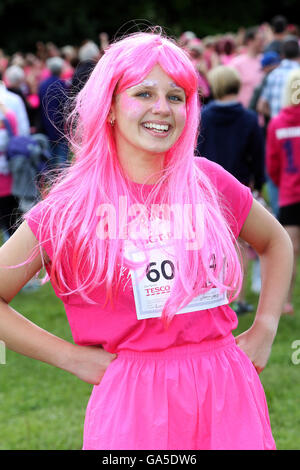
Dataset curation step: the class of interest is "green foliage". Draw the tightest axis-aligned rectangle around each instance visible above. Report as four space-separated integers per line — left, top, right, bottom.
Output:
0 0 299 53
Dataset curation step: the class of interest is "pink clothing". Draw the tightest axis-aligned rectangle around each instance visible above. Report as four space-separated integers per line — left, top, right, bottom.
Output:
25 158 252 352
25 158 275 450
61 63 74 81
26 94 40 108
266 105 300 207
0 57 8 72
0 110 18 197
230 53 264 107
203 49 215 70
0 178 12 199
197 72 210 98
5 111 19 135
0 175 12 197
220 53 236 65
84 335 274 450
190 59 210 98
39 67 51 82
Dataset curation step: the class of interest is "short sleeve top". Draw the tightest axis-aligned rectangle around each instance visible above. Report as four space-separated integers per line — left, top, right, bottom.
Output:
25 158 253 353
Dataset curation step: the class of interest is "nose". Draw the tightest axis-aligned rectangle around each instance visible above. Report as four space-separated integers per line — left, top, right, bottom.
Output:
152 96 171 116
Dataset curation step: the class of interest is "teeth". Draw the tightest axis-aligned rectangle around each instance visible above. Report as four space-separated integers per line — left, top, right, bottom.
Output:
143 123 169 132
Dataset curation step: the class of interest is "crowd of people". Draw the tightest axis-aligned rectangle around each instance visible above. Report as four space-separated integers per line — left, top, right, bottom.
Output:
0 16 299 304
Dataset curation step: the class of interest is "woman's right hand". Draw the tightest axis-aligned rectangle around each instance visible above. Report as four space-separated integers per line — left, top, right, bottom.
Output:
70 344 117 385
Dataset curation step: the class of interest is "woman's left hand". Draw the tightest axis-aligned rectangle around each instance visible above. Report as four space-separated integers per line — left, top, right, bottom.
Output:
235 315 278 374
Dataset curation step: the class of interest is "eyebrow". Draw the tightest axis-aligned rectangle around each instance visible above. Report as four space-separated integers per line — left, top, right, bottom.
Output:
129 83 185 93
169 85 185 93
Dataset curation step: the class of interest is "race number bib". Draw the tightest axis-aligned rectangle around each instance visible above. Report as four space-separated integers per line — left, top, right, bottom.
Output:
127 242 228 320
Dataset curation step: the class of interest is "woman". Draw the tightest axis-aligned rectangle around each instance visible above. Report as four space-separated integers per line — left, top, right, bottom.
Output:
0 32 293 450
266 68 300 315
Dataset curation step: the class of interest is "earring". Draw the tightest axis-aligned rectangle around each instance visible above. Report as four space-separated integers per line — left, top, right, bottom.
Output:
110 117 115 126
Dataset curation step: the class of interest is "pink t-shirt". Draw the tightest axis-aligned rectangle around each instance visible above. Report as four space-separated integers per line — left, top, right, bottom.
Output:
25 158 253 353
230 53 264 107
266 105 300 207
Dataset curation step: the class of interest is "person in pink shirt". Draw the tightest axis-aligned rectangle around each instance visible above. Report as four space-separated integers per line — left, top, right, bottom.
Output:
218 36 237 65
0 32 293 450
60 46 76 82
0 102 19 241
266 68 300 315
230 26 265 107
0 49 8 75
202 36 220 71
184 37 211 102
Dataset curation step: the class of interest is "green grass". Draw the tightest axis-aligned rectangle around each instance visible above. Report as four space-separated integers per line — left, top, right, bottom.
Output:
0 262 299 450
234 261 300 450
0 282 92 450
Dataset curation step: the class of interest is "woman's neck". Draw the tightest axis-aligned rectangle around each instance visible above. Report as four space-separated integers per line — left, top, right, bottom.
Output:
117 143 165 184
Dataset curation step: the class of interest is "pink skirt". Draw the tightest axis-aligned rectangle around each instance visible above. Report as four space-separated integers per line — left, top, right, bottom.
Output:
82 334 276 450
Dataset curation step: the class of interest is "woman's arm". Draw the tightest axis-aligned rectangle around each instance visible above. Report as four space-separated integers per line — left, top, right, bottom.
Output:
0 221 116 384
235 199 293 373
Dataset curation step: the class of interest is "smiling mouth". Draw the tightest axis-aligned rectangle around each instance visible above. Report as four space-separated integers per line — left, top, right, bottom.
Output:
141 122 171 134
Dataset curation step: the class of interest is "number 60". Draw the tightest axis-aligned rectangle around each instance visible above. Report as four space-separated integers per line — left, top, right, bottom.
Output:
146 260 175 282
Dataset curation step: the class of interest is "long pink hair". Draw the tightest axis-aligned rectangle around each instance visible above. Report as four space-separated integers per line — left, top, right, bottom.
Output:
25 31 242 324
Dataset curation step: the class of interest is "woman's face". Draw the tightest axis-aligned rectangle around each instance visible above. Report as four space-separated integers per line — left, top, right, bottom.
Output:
110 64 187 159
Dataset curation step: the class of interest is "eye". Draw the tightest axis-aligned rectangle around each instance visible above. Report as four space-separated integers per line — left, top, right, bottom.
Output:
168 95 183 102
136 91 151 98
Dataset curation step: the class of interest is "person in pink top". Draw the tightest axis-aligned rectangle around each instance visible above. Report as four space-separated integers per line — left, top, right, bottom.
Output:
218 36 237 65
0 102 19 240
0 32 293 450
60 45 76 82
184 38 211 102
230 26 265 107
266 68 300 315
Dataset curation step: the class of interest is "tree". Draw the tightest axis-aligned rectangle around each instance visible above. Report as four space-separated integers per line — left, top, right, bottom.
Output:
0 0 299 54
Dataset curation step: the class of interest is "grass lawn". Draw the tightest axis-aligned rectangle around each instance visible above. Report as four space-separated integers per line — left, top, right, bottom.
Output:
0 261 299 450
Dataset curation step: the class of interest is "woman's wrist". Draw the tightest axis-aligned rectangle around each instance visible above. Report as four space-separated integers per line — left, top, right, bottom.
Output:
252 312 279 341
52 340 80 375
65 342 117 383
61 342 90 376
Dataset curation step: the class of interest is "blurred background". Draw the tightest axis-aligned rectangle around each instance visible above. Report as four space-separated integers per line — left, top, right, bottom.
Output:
0 0 299 53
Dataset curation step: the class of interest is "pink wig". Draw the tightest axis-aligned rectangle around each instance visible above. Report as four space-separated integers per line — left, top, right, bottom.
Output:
25 31 242 323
